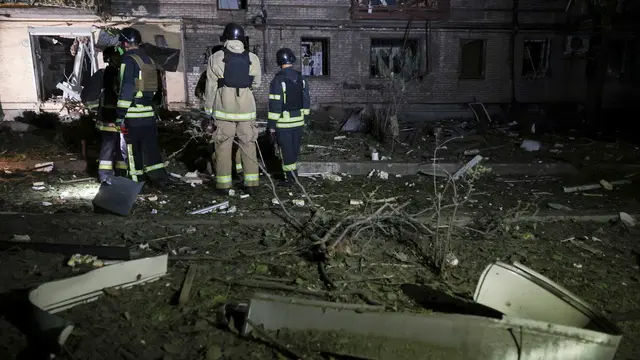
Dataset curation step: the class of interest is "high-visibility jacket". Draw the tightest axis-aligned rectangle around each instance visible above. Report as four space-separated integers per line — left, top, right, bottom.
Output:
204 40 261 121
267 67 311 130
116 48 159 122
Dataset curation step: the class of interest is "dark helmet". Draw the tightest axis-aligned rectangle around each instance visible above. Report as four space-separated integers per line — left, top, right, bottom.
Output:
276 48 296 66
119 27 142 45
220 23 245 42
102 46 119 62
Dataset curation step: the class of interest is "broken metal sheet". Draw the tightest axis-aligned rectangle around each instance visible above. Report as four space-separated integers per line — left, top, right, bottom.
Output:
28 255 167 356
473 262 621 335
189 201 230 215
243 290 621 360
92 176 145 216
30 254 168 314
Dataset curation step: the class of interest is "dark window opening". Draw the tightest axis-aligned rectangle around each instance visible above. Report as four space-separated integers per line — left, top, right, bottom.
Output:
522 39 551 79
218 0 247 10
459 39 485 79
608 40 633 79
301 38 330 76
369 38 420 78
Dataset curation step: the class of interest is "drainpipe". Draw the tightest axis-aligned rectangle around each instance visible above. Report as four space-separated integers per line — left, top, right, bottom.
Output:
511 0 519 104
261 0 268 72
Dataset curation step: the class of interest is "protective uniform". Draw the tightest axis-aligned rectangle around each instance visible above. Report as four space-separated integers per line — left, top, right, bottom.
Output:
197 45 244 180
86 47 128 182
204 23 262 191
267 48 311 185
117 27 168 186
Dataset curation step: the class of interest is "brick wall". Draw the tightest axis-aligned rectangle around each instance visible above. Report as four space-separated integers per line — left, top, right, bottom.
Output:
109 0 596 109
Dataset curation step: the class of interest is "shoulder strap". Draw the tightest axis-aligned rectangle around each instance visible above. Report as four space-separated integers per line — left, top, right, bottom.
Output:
127 54 143 68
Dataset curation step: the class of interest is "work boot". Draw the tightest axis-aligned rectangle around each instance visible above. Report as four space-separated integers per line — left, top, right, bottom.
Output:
243 186 258 196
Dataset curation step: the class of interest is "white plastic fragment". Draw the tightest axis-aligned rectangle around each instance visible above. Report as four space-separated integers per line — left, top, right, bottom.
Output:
33 182 45 187
148 195 158 202
292 199 305 207
42 202 53 206
32 186 46 191
445 253 459 267
34 162 54 172
228 189 236 196
334 135 346 140
271 198 280 205
11 234 31 242
350 199 363 206
170 173 182 179
240 194 250 199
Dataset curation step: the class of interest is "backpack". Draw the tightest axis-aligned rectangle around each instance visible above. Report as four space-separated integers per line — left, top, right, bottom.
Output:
219 48 253 95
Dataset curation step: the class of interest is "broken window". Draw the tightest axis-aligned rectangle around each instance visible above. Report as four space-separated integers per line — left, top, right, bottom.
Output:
521 39 551 79
300 38 329 77
370 38 421 78
218 0 247 10
459 39 485 79
29 33 97 102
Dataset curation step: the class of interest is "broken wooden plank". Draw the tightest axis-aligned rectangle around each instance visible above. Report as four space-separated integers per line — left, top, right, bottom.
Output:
178 264 198 305
563 180 631 193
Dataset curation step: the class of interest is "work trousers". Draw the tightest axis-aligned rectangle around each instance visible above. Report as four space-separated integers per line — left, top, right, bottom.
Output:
234 142 243 174
123 117 167 184
276 127 303 181
213 120 259 189
98 131 128 181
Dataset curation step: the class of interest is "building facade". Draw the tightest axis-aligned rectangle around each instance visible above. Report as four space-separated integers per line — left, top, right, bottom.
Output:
1 0 638 119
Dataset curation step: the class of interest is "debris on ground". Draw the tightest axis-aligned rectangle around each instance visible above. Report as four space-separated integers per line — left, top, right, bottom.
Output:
520 139 541 151
563 179 632 193
67 254 103 268
619 212 636 227
548 203 572 211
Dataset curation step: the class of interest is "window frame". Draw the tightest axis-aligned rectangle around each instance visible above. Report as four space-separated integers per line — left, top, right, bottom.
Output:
458 39 486 80
300 37 331 77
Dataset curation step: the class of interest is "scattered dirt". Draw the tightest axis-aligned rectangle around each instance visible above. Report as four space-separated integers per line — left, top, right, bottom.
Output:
0 216 638 359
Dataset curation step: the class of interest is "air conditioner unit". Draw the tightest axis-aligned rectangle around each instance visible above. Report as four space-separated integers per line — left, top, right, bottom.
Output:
564 35 589 55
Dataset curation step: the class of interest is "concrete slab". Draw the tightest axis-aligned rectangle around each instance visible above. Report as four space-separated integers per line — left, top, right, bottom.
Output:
298 161 579 176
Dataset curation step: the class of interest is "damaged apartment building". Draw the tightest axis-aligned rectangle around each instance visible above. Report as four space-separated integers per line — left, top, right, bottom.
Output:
1 0 639 121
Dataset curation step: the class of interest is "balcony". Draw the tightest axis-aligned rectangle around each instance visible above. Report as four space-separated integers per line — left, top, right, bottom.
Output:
351 0 450 21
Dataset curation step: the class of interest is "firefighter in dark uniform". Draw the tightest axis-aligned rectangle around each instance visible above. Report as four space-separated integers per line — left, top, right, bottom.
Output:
267 48 311 186
93 46 128 182
116 27 169 187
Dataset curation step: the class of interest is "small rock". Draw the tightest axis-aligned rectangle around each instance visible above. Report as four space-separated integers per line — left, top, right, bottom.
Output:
148 195 158 202
386 292 398 301
547 203 572 211
206 346 223 360
228 189 235 196
620 212 636 227
322 173 342 182
271 198 280 205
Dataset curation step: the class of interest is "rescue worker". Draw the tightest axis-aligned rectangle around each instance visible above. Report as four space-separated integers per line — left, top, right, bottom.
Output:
204 23 262 194
267 48 311 186
93 46 128 182
196 45 244 181
116 27 169 188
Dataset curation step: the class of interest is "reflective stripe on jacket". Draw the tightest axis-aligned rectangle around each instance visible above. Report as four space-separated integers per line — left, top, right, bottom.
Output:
204 40 262 121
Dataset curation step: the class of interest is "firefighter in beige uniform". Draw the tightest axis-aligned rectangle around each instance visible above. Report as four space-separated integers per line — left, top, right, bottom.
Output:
204 23 262 194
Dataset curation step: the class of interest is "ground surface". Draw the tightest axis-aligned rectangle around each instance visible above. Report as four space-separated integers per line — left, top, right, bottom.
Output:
1 116 640 359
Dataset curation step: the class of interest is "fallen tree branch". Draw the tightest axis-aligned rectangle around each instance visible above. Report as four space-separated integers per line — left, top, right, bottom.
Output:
209 276 383 306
